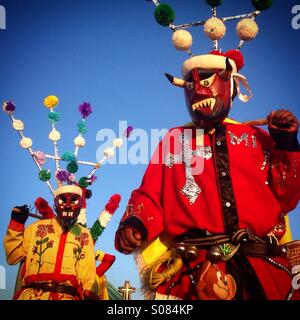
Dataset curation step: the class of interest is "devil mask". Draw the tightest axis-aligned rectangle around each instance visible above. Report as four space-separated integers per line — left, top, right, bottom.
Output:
184 59 234 127
54 192 82 230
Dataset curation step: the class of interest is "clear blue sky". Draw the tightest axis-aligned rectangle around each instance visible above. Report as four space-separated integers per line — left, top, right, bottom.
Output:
0 0 299 300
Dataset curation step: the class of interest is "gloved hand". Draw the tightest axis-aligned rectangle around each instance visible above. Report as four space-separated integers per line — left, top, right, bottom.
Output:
11 205 29 224
115 227 142 254
267 110 300 151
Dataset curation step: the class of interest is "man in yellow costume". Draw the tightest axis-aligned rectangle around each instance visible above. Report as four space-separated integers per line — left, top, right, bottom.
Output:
4 185 99 300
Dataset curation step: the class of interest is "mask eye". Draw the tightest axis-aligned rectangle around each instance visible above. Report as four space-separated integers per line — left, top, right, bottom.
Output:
58 198 64 205
72 199 79 205
200 74 216 87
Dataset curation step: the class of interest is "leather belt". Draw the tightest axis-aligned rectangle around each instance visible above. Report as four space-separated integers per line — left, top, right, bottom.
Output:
23 282 81 298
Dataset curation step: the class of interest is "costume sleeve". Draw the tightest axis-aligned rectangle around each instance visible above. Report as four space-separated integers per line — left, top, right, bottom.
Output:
3 220 31 265
96 250 115 277
256 128 300 213
77 232 99 299
116 137 166 243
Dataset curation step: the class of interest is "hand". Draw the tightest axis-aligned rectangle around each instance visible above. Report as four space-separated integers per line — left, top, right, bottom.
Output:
11 205 29 224
115 227 142 254
267 110 299 134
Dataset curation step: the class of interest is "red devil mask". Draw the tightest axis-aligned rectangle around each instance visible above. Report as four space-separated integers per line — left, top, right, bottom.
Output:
184 58 234 127
54 193 82 230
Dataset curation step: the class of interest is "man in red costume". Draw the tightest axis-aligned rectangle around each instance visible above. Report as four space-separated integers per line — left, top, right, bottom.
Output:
115 50 300 300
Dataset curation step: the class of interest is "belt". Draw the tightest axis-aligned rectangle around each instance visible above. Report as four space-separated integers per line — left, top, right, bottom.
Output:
174 228 286 259
23 282 81 298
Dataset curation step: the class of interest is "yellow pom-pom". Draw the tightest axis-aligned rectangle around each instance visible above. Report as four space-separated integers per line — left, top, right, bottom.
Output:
43 95 59 109
20 137 32 149
172 30 193 51
204 17 226 40
236 19 259 41
49 128 61 142
12 119 24 131
74 135 86 147
113 138 123 148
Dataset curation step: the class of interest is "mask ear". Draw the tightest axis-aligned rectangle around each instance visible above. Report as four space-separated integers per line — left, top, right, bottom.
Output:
165 73 188 88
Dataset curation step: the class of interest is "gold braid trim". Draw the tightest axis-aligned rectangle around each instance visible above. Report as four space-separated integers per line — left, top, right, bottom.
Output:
141 249 183 291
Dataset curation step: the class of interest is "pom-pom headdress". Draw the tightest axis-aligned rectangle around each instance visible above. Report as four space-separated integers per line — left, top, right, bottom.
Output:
148 1 273 103
3 97 132 197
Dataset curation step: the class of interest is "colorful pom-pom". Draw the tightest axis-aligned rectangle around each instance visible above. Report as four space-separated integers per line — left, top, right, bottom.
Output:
90 175 97 184
104 147 114 158
123 126 134 138
113 138 123 148
34 151 46 166
172 30 193 51
154 4 175 27
12 119 24 131
3 101 16 113
251 0 272 11
74 135 86 147
79 102 93 119
39 170 51 182
79 177 90 188
236 19 259 41
205 0 222 7
67 161 78 173
43 95 59 109
61 151 76 162
105 194 121 214
20 137 33 149
67 173 76 184
55 170 69 182
77 119 87 134
49 128 61 142
204 17 226 40
48 111 60 124
225 50 244 71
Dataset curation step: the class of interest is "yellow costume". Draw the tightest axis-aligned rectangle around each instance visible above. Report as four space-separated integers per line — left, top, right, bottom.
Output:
4 218 99 300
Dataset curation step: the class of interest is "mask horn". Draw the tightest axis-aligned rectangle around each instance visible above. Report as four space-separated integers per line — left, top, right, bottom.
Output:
165 73 187 88
220 58 233 80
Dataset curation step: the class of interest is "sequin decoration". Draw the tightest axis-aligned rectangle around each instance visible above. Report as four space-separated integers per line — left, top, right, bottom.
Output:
261 151 271 171
163 134 212 204
228 131 250 147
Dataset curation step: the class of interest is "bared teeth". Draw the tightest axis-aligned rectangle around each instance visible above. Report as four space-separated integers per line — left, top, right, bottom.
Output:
192 98 216 111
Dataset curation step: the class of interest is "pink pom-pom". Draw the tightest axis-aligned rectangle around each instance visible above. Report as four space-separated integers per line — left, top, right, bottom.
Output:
105 194 121 214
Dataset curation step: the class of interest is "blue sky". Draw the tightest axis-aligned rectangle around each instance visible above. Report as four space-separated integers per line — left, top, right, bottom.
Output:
0 0 299 300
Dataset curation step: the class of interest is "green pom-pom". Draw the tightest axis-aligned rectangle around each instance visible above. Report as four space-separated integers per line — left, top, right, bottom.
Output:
39 170 51 182
67 161 78 173
90 220 105 242
205 0 222 7
154 4 175 27
61 151 76 162
251 0 272 11
48 111 60 124
77 119 87 134
79 177 89 188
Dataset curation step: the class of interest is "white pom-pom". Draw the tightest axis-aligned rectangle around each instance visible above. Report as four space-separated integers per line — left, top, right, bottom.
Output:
77 208 87 226
204 17 226 40
12 119 24 131
20 137 32 149
236 19 259 41
98 210 112 228
172 30 193 51
104 147 114 158
74 135 86 147
113 138 123 148
49 129 61 142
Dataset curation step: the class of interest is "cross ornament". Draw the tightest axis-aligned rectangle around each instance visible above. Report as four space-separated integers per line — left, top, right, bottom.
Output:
164 133 212 205
118 280 136 300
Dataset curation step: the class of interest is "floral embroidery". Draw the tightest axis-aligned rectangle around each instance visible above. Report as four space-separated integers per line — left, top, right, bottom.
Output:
73 232 89 266
32 224 55 274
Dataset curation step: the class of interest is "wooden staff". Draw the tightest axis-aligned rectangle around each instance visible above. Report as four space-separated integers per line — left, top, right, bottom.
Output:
243 119 268 126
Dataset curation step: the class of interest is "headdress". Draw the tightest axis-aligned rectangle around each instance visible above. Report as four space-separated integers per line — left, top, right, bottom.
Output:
148 0 273 103
2 97 131 197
